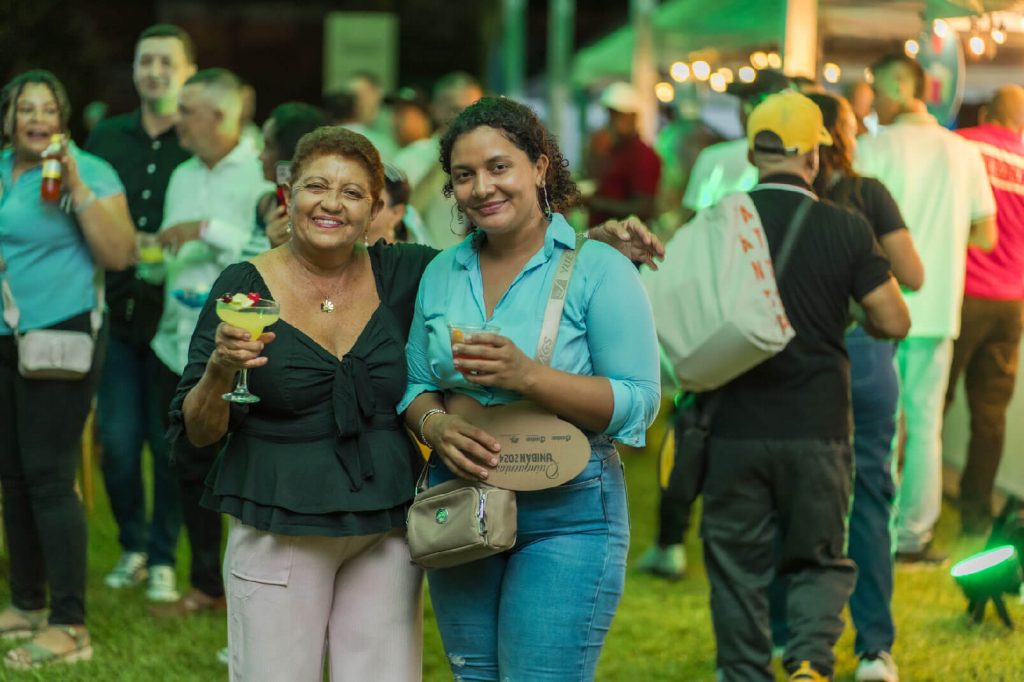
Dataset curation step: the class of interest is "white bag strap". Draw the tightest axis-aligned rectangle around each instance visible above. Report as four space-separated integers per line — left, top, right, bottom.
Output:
535 232 587 367
0 243 104 338
0 249 18 332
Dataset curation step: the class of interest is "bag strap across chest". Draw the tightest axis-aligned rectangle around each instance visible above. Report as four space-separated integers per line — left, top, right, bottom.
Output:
535 231 587 366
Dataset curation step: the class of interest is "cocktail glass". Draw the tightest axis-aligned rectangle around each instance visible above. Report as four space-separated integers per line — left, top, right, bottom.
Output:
216 298 280 404
448 321 501 375
136 233 166 284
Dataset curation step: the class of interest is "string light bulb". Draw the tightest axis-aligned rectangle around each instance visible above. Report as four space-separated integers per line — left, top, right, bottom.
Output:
905 39 920 57
655 82 675 103
738 66 756 83
709 73 727 93
766 52 782 69
692 60 711 81
969 35 986 56
670 61 691 82
992 28 1007 45
823 63 841 84
750 51 769 69
717 68 734 84
933 19 949 38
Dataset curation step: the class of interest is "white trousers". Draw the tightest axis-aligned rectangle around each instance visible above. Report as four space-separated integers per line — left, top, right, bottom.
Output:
224 522 423 682
894 337 954 553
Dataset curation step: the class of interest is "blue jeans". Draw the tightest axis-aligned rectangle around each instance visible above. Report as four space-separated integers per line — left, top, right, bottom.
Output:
846 326 898 655
96 335 182 567
426 444 629 681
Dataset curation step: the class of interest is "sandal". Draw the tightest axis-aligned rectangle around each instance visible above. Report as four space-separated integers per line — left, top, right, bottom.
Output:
0 608 47 641
4 625 92 670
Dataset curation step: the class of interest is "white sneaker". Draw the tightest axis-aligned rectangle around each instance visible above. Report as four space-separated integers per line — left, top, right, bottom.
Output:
104 552 148 588
145 565 180 602
856 651 899 682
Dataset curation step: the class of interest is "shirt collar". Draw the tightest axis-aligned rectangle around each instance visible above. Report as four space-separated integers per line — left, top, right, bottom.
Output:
197 139 254 172
976 122 1022 144
893 111 938 127
756 173 815 193
454 213 577 269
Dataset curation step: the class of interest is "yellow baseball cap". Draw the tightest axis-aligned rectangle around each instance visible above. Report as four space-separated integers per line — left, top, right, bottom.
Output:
746 91 833 155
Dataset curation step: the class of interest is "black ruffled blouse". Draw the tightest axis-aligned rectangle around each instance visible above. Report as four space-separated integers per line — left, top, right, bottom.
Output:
167 242 437 537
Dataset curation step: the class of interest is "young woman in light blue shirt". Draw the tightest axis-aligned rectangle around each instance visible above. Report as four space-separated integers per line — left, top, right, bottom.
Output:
400 97 660 681
0 69 134 670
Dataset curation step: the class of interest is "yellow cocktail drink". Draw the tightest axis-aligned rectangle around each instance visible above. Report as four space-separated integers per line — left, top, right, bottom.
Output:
215 295 280 404
216 305 279 339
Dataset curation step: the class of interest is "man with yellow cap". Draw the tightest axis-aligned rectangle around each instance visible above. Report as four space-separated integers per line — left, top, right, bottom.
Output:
697 91 910 682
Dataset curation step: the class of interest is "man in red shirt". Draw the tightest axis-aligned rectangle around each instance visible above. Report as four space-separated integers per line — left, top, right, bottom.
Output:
586 82 661 227
949 85 1024 534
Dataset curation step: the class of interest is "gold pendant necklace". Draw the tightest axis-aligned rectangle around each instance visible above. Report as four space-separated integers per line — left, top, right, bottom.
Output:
289 251 352 314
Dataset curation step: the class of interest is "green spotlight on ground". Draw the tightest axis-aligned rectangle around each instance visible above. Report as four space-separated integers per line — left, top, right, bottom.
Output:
951 545 1022 628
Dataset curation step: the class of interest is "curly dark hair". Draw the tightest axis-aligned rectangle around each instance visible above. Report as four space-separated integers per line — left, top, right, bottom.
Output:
289 125 384 203
0 70 72 149
439 96 581 215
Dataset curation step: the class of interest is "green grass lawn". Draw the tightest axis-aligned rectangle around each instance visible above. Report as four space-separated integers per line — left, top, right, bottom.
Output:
1 427 1022 681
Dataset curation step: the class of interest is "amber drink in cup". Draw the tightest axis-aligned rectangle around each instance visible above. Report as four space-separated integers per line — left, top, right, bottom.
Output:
448 321 500 374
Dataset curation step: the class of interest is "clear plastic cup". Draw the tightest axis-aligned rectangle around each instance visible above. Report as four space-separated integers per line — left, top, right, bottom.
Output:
448 321 501 372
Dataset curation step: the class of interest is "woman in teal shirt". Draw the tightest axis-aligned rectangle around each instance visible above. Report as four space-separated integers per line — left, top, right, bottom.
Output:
400 97 660 680
0 69 134 670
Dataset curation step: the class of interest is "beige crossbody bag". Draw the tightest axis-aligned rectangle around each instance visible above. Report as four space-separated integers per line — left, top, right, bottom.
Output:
0 247 103 381
407 233 588 570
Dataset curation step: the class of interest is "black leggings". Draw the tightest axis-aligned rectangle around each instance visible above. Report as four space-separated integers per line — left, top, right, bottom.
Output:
0 313 105 625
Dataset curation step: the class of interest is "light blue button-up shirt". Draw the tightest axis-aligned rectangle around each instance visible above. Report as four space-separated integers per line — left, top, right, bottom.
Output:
0 145 123 334
398 214 660 447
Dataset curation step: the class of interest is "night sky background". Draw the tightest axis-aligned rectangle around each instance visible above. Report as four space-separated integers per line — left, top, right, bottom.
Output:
0 0 632 140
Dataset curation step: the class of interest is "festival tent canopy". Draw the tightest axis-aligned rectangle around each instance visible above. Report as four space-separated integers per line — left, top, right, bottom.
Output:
571 0 1022 85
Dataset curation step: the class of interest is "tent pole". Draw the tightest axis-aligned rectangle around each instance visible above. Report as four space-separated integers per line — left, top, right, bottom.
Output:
783 0 818 79
547 0 575 140
631 0 658 143
503 0 528 99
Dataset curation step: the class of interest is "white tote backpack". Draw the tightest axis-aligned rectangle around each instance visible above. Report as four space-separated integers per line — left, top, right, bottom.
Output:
642 186 814 392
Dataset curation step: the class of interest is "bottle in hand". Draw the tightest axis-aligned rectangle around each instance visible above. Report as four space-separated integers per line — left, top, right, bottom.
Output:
40 134 63 203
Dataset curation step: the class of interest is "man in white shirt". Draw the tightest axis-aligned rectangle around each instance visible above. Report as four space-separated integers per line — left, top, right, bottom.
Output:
856 54 996 563
398 71 482 249
151 68 273 616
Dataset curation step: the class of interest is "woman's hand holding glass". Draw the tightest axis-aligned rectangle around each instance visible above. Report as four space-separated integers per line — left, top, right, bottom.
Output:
422 411 501 482
210 321 277 374
451 332 539 393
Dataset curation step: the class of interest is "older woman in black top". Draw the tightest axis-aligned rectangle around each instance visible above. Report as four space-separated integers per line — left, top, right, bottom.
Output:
170 126 662 681
170 127 430 681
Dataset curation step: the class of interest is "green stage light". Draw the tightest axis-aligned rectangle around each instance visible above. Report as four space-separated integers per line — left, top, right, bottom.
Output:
951 545 1022 628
